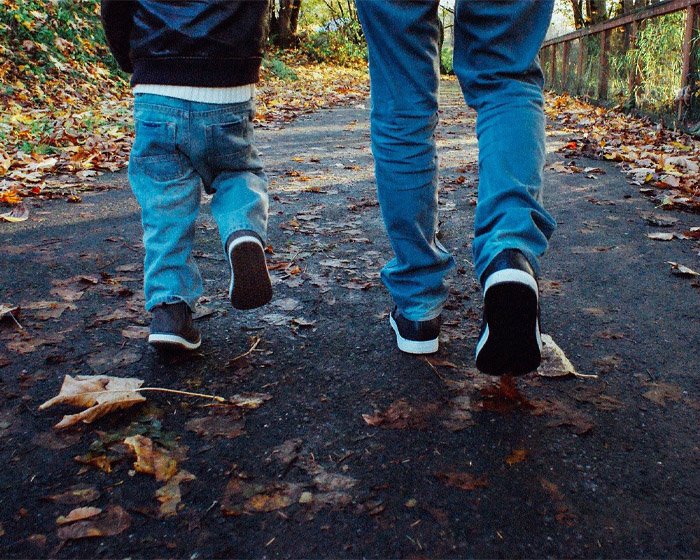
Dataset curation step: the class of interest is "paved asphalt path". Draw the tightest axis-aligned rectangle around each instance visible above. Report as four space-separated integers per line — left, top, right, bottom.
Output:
1 81 699 558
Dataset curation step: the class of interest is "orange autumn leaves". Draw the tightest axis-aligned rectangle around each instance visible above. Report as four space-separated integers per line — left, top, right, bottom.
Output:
547 93 700 211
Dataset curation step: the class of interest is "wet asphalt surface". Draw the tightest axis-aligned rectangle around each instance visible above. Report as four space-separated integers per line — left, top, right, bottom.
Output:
1 81 700 558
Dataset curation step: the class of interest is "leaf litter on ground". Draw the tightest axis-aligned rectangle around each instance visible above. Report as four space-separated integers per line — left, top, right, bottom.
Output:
38 374 263 428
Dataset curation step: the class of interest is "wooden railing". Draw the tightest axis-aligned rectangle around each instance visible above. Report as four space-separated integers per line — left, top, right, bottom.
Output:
541 0 699 122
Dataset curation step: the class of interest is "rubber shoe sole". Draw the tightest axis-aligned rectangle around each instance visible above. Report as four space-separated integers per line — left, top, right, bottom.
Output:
389 314 439 355
475 271 541 375
228 236 273 310
148 333 201 353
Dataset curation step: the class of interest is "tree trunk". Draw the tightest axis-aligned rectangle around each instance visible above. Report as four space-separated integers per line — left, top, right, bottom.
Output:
269 0 302 49
570 0 585 29
586 0 607 24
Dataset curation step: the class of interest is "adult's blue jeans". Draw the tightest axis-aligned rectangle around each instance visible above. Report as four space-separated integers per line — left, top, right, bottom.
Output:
356 0 557 321
129 94 268 311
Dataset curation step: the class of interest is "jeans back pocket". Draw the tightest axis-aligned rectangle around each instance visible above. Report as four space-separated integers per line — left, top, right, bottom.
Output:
130 120 185 182
206 115 253 169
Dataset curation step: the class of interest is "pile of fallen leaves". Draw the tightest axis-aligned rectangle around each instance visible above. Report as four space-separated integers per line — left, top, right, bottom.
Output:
0 1 369 214
547 93 700 212
256 61 368 130
0 0 132 206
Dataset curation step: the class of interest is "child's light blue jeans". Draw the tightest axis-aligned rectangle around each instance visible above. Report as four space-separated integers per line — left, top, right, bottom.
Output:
356 0 557 321
129 94 268 311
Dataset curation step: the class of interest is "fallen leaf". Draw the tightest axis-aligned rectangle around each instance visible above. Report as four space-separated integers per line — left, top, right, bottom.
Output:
56 507 102 525
31 430 81 450
646 232 675 241
536 399 596 435
641 212 678 227
185 416 245 439
362 399 441 430
642 382 684 406
441 395 474 432
668 262 700 277
312 471 357 492
121 325 150 340
537 335 589 378
156 470 196 518
43 485 101 505
505 448 530 465
38 374 146 429
124 435 178 482
56 505 130 541
479 375 535 412
86 349 142 374
221 479 302 516
435 471 488 491
24 301 73 320
1 203 29 222
229 393 273 409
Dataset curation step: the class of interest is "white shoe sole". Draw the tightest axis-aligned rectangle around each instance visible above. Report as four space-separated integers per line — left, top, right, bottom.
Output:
389 315 439 355
148 333 201 351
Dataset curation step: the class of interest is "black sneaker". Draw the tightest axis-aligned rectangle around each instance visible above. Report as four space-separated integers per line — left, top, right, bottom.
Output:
475 249 541 375
226 230 273 310
389 306 441 355
149 301 201 352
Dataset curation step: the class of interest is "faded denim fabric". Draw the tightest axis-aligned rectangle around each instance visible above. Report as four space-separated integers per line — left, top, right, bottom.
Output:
129 94 268 311
356 0 557 321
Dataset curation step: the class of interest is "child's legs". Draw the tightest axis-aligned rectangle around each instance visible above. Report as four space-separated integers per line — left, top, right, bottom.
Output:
129 95 203 311
190 100 268 250
356 0 454 321
453 0 556 282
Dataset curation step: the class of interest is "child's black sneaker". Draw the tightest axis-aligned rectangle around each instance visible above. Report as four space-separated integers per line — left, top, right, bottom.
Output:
149 301 201 352
226 230 273 310
389 306 441 355
475 249 541 375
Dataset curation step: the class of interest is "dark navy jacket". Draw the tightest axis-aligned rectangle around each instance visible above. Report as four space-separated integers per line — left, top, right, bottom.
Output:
101 0 268 87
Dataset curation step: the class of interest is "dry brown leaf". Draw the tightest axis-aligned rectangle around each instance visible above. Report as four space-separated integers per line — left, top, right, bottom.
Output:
1 203 29 222
505 448 530 465
362 399 441 430
24 301 74 320
38 374 146 429
156 470 196 518
537 334 592 378
185 416 246 439
435 471 488 491
229 393 272 409
642 382 684 406
124 435 178 482
56 505 130 541
221 479 302 516
56 507 102 525
668 262 700 277
43 485 100 505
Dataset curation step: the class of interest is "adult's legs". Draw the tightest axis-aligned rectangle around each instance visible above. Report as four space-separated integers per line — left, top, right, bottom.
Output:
356 0 454 322
453 0 556 283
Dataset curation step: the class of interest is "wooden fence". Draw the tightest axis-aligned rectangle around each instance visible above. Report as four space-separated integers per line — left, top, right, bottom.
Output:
541 0 699 123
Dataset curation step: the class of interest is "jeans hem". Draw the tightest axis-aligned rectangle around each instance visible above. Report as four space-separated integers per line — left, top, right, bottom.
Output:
146 295 197 313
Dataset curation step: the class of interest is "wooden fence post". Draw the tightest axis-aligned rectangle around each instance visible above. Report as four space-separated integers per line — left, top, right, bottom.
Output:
577 37 585 95
562 40 570 92
598 29 609 100
678 4 698 120
628 20 639 107
550 44 557 90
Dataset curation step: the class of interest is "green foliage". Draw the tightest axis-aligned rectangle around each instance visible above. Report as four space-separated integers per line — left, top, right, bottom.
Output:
299 30 367 66
441 46 454 75
265 55 299 81
625 12 684 111
0 0 125 85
